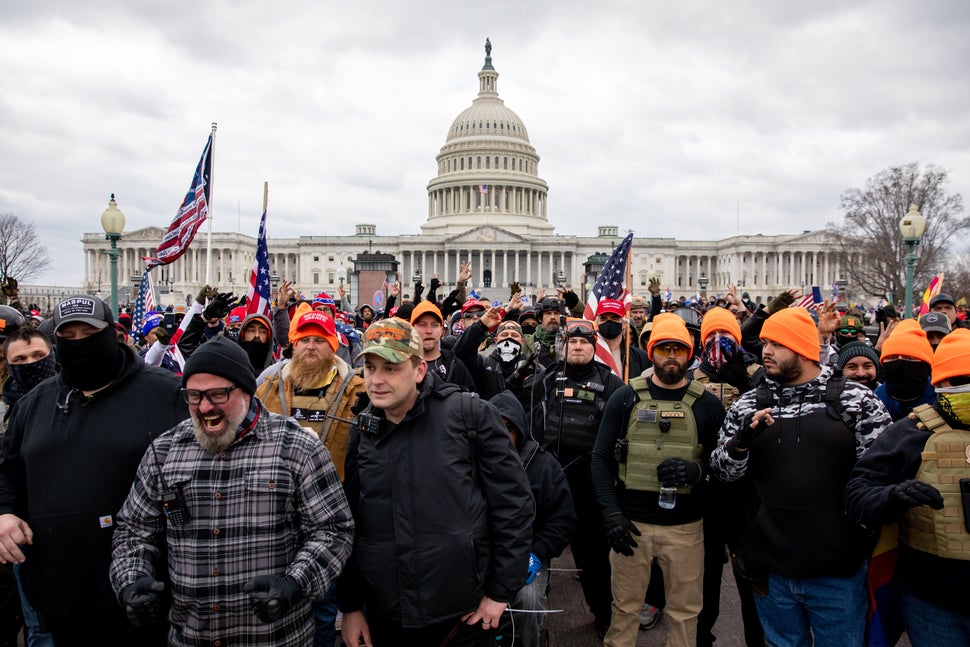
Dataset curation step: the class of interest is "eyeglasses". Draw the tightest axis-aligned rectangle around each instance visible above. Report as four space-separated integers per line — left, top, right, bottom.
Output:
564 319 596 337
837 329 860 336
653 343 689 357
181 385 239 405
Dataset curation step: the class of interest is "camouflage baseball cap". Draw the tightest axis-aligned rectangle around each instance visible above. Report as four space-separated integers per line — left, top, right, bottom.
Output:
356 318 423 363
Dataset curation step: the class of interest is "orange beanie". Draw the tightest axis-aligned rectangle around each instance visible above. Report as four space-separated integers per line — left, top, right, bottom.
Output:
647 314 693 360
880 319 933 366
931 328 970 385
760 307 820 362
700 307 742 345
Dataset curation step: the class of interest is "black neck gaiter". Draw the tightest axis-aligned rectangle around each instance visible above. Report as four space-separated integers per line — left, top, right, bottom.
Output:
55 327 124 390
883 360 932 402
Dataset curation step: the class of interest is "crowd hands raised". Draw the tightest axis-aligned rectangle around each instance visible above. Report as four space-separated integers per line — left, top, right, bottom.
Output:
0 268 967 646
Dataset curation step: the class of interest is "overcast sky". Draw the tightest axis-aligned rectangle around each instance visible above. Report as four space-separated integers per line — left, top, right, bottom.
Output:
2 0 968 286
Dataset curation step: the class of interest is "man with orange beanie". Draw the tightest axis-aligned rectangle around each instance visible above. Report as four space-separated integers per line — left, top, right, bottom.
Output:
711 307 891 647
847 328 970 645
592 315 725 647
874 319 937 421
254 306 366 647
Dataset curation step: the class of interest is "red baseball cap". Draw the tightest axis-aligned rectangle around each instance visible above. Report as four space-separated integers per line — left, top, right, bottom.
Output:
595 299 626 318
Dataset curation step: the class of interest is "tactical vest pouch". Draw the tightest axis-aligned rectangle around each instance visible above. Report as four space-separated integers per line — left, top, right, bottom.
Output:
900 404 970 561
619 378 704 493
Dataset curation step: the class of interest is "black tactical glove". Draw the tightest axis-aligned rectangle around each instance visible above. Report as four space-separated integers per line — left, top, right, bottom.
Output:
657 458 702 488
202 292 235 320
414 281 425 299
767 291 795 314
153 326 172 345
429 277 442 292
891 479 944 510
196 285 218 305
717 349 751 391
604 513 641 557
243 575 302 623
732 412 770 452
121 576 166 627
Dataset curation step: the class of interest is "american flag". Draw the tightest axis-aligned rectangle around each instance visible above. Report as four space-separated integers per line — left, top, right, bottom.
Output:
479 184 488 194
146 134 213 270
583 232 634 377
245 208 271 318
791 286 823 310
131 268 157 334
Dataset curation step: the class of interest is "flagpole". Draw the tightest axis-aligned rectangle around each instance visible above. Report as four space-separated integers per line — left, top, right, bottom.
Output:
206 122 217 286
263 181 269 216
623 241 633 384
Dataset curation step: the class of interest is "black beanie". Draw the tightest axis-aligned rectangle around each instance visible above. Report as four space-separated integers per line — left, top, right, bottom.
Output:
181 336 258 395
837 341 880 371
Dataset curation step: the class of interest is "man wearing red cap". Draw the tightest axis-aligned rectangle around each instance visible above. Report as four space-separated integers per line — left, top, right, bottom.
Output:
710 307 892 646
846 329 970 644
592 314 725 647
595 298 649 379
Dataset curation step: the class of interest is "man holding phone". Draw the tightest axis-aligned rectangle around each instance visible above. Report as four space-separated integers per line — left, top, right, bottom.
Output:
846 329 970 644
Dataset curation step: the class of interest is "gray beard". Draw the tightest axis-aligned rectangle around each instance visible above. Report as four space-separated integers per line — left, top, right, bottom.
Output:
192 409 246 453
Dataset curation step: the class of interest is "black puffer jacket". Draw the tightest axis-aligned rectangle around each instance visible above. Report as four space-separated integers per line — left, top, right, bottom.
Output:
338 372 534 627
489 391 575 565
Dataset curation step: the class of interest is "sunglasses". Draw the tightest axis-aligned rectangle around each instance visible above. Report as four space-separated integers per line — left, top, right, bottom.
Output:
181 385 239 405
462 310 485 320
653 343 689 357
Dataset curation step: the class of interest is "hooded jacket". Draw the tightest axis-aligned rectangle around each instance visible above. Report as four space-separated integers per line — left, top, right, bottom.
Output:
238 312 276 373
489 391 576 565
0 345 189 616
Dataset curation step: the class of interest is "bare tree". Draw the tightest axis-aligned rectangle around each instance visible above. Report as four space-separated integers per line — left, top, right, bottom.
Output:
0 213 51 283
826 163 968 302
945 247 970 307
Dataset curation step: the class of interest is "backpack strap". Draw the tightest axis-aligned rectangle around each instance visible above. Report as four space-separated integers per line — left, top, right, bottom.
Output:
683 380 706 406
823 375 853 428
459 391 481 483
755 382 773 410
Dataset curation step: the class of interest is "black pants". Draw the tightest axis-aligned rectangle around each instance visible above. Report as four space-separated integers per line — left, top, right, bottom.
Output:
368 612 495 647
0 564 22 647
43 606 167 647
564 467 612 622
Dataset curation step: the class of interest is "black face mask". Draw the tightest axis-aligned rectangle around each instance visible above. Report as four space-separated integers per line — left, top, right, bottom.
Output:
835 333 858 349
55 326 122 390
224 327 240 342
883 360 932 402
520 324 536 336
7 354 57 392
598 320 623 341
238 340 268 372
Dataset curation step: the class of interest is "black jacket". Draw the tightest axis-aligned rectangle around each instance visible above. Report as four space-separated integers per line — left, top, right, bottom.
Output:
338 372 534 627
0 345 189 616
489 391 575 565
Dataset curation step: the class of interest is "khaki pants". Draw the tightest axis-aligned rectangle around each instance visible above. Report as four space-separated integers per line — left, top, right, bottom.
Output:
604 519 704 647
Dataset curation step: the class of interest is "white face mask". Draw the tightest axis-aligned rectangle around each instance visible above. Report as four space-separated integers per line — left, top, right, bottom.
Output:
495 338 522 363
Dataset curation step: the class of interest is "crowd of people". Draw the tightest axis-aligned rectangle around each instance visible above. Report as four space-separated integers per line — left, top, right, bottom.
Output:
0 268 967 647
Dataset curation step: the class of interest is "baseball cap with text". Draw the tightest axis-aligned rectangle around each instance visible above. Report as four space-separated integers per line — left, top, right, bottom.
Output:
356 318 423 363
54 295 114 333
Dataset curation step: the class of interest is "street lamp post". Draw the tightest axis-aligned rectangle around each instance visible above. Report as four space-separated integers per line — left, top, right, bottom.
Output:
698 273 709 301
100 194 126 318
899 204 927 319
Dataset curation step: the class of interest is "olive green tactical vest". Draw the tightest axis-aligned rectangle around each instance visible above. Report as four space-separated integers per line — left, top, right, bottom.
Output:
899 404 970 561
619 377 705 493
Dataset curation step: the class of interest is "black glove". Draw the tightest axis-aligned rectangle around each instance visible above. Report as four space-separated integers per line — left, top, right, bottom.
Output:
153 326 172 345
121 576 166 627
196 285 218 305
768 292 795 314
509 281 521 298
414 281 425 299
202 292 235 320
733 412 769 451
717 349 750 391
657 458 702 488
429 277 442 292
891 480 944 510
604 513 641 557
243 575 302 623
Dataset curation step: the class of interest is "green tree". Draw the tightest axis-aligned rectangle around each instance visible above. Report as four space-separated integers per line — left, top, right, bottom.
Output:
0 213 51 284
827 163 967 303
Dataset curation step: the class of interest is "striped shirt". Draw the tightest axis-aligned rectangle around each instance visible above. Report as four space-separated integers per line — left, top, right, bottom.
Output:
110 400 355 646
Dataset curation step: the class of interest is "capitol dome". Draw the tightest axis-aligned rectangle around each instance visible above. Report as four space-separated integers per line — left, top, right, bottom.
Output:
422 40 553 237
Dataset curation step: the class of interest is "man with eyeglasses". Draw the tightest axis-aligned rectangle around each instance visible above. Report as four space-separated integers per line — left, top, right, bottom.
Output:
0 295 189 645
538 317 625 638
710 307 891 647
591 315 725 647
110 335 354 646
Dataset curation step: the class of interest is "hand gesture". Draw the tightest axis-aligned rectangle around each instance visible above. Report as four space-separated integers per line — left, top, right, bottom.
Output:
874 320 896 352
506 291 524 312
276 280 294 306
536 287 546 302
196 285 218 305
429 274 442 292
816 299 840 337
648 277 661 297
458 262 472 283
509 281 521 299
337 284 346 298
481 306 503 329
389 281 400 297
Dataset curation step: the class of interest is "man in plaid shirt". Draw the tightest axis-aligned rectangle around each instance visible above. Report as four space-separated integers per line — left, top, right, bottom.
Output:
110 336 355 646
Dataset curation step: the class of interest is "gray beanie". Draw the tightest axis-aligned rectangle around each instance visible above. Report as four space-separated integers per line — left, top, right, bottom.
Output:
181 336 257 395
837 341 880 371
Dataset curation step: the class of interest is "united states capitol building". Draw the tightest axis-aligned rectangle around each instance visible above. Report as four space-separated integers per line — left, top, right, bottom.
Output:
75 43 859 313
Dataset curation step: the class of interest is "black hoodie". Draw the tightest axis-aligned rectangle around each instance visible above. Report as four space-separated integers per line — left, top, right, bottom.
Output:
489 391 576 564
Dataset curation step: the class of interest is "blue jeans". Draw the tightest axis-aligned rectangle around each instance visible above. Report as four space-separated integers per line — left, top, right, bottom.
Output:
14 563 54 647
312 582 338 647
902 590 970 646
754 562 867 647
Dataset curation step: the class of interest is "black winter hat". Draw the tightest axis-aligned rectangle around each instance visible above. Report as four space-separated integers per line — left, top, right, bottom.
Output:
836 341 880 371
181 336 257 395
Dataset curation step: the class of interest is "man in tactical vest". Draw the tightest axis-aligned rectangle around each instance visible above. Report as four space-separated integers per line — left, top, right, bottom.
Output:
591 314 725 647
710 307 891 646
538 317 624 637
846 328 970 645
